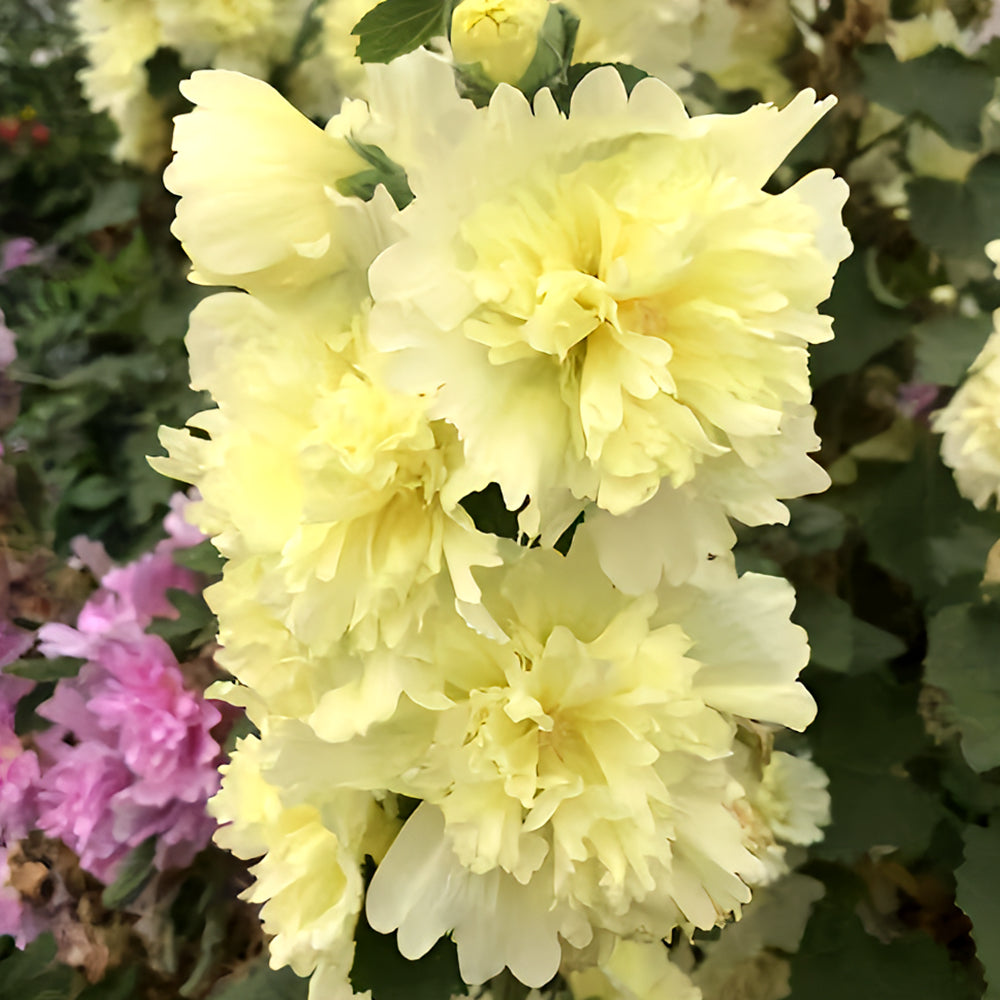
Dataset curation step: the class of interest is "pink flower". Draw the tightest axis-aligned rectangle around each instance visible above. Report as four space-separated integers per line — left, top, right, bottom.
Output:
162 490 206 551
0 728 40 846
74 549 199 638
39 492 205 660
24 490 220 884
0 237 39 276
0 627 39 846
36 633 221 882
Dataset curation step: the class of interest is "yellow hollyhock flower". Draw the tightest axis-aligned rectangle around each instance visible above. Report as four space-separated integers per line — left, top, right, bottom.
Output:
933 314 1000 510
70 0 169 168
153 290 498 668
367 54 850 538
753 751 830 848
210 733 394 999
165 69 371 295
152 0 298 75
259 539 815 985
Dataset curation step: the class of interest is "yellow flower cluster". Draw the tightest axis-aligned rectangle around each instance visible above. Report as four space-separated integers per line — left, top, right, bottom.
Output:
70 0 373 168
155 33 845 998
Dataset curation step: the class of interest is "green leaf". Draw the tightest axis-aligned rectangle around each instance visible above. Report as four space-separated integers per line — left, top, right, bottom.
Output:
180 903 228 997
351 909 465 1000
0 934 74 999
78 966 140 1000
102 836 157 909
352 0 447 64
146 588 218 658
909 156 1000 261
915 313 993 387
856 45 994 150
786 498 847 554
566 61 650 95
851 616 906 672
4 656 84 682
794 589 853 672
515 2 578 98
809 671 927 771
172 539 224 576
338 138 414 210
67 473 124 511
806 670 943 859
839 438 1000 603
811 252 910 386
957 821 1000 998
815 766 944 860
794 590 904 674
207 956 309 999
788 898 977 999
926 602 1000 773
65 178 142 236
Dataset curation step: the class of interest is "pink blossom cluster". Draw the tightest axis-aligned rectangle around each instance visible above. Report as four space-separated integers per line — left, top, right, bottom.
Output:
0 629 44 946
33 631 222 883
0 495 223 945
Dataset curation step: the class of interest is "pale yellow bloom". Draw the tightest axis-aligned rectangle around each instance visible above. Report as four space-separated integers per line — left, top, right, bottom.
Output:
753 752 831 848
153 290 499 665
70 0 169 167
565 0 699 89
689 0 800 104
165 70 371 295
289 0 376 113
688 873 824 1000
152 0 302 75
258 539 815 985
210 734 393 999
986 240 1000 277
368 53 850 540
933 312 1000 509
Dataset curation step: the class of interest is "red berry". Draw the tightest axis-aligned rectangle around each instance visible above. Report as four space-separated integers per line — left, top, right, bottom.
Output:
0 118 20 144
29 122 50 146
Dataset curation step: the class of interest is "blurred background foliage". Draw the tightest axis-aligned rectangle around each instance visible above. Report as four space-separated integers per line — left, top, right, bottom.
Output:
0 0 204 561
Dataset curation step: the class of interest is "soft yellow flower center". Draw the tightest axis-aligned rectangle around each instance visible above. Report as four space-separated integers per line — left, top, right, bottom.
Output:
458 136 823 501
420 610 734 898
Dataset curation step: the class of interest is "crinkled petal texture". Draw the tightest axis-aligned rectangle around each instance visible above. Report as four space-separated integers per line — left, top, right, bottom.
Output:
752 752 831 848
70 0 169 167
165 69 374 295
35 632 221 882
933 317 1000 509
152 290 498 678
210 734 395 1000
255 540 813 985
368 54 851 537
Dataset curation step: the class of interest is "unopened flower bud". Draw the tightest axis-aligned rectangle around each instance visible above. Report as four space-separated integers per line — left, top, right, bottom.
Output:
450 0 560 87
